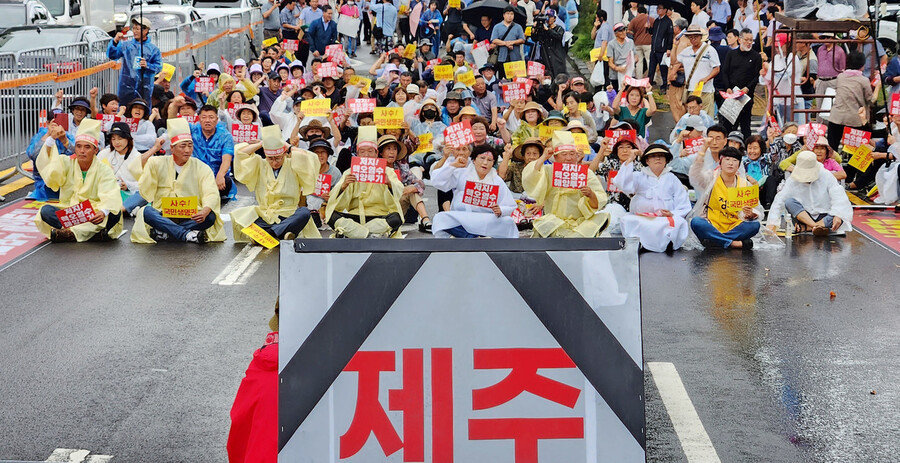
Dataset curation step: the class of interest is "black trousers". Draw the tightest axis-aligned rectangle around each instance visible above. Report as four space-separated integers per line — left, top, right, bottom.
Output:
648 50 667 89
328 211 403 232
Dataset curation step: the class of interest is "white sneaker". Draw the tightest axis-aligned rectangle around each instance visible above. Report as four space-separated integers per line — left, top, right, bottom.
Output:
185 230 200 243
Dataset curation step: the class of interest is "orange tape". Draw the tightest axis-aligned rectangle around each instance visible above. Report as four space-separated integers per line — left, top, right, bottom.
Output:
55 61 121 83
162 43 193 58
0 73 58 89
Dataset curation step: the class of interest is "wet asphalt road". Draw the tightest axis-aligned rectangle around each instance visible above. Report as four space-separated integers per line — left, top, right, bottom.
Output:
1 41 899 463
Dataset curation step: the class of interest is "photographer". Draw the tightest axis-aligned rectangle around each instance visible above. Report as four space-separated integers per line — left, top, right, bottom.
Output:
533 10 567 79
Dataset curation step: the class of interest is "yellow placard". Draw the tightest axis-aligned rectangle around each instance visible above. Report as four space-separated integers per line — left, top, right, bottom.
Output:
590 47 604 62
525 26 532 37
848 144 875 172
398 4 408 14
301 98 331 117
160 63 175 81
263 37 278 48
457 70 475 87
374 107 404 129
349 75 372 95
160 196 198 218
573 132 590 154
579 102 587 113
415 132 433 153
434 65 454 81
539 124 561 140
449 0 460 8
403 44 416 59
726 185 760 210
691 81 704 96
241 223 279 249
504 61 526 79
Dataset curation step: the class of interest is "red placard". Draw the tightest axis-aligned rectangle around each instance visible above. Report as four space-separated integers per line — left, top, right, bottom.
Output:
841 127 871 149
804 128 819 150
195 76 216 93
55 200 96 228
473 39 489 49
527 61 545 78
315 173 332 196
99 113 120 132
179 114 199 124
331 104 348 127
325 44 344 63
318 62 341 78
624 76 650 88
287 78 306 89
501 82 528 103
53 112 68 132
443 120 475 148
221 56 233 76
122 117 140 133
718 89 746 99
348 98 376 113
282 39 299 51
768 115 781 136
231 123 259 143
461 181 499 208
682 137 705 157
606 170 619 193
891 93 900 116
551 162 588 189
350 156 388 183
426 58 442 67
604 129 637 150
797 123 826 138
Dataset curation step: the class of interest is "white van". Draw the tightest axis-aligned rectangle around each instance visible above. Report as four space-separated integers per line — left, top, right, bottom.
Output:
44 0 116 34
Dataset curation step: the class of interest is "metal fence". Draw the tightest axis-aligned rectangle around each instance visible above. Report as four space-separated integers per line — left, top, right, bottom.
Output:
0 9 263 184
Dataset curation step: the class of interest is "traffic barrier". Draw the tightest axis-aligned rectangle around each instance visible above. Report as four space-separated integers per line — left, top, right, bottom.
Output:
0 12 263 182
278 238 646 462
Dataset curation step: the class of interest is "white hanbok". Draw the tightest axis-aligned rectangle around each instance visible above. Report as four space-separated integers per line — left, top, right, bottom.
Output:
766 164 853 233
430 158 519 238
614 161 692 252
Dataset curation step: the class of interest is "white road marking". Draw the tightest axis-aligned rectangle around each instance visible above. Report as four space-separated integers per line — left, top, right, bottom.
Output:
45 448 112 462
212 244 263 285
648 362 721 463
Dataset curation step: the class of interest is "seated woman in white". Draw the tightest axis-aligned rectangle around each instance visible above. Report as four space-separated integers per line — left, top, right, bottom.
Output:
615 144 692 252
430 143 518 238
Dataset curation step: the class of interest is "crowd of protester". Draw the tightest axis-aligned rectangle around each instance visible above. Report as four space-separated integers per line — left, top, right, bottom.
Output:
23 0 899 252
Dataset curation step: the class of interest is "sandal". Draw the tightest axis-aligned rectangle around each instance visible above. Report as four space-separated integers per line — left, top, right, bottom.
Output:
812 225 830 237
419 218 432 233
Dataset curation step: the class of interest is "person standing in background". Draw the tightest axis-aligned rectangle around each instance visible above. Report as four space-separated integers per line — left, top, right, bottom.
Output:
627 5 654 79
708 0 730 30
649 5 672 91
281 0 301 41
591 9 613 87
261 0 282 41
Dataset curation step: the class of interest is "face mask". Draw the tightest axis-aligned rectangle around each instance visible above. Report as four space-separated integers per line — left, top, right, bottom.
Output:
543 79 551 85
422 109 438 119
783 133 797 145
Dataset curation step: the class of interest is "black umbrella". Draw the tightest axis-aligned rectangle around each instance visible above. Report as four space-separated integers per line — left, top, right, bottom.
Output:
636 0 690 18
462 0 527 28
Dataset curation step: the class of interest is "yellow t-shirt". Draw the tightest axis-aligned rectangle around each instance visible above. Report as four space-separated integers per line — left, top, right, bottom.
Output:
707 176 742 233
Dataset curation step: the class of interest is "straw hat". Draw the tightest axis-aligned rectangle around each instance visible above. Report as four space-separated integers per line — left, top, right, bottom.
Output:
791 150 821 183
167 118 192 146
377 135 408 160
512 137 544 161
261 125 288 156
298 119 332 140
453 106 478 122
522 101 545 122
641 144 673 165
74 119 102 149
234 103 258 122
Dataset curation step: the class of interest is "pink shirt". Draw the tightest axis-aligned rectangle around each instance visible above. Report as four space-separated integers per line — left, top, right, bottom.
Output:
822 158 843 173
339 4 359 17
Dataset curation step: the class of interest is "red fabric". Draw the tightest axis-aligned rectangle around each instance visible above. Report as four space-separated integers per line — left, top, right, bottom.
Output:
227 342 278 463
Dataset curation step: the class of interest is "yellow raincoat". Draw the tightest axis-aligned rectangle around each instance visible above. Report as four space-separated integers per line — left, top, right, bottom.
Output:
324 168 405 238
208 74 259 109
130 156 226 243
523 161 609 237
231 144 321 241
33 141 123 241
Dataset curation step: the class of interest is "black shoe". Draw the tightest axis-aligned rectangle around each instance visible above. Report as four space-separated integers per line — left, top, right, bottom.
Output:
89 229 111 242
197 230 209 244
741 239 754 250
50 228 76 243
418 219 432 233
699 238 716 249
150 228 169 242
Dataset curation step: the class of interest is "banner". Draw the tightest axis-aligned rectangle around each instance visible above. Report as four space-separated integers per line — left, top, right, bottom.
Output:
347 98 376 113
623 76 650 88
325 44 344 63
443 120 474 148
99 113 120 132
461 181 499 208
551 162 588 189
573 133 590 155
348 75 371 95
840 127 871 156
374 107 404 129
539 125 561 140
242 223 279 249
318 62 341 78
231 123 259 143
726 185 759 210
434 65 453 81
178 114 199 124
891 93 900 115
337 15 361 38
589 47 604 62
350 157 388 183
160 196 198 218
501 82 528 102
605 129 637 151
55 200 95 228
301 98 331 117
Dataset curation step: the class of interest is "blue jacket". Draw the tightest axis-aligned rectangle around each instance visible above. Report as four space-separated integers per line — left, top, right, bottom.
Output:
27 128 74 200
884 56 900 94
307 18 338 55
107 37 162 104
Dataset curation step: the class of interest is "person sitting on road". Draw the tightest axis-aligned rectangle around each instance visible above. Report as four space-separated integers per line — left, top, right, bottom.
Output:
130 118 225 244
325 127 405 238
34 119 123 243
779 137 846 181
51 95 106 148
207 74 259 110
231 125 321 242
741 135 772 185
523 131 609 237
669 95 715 143
688 146 763 249
291 116 342 152
377 134 432 232
511 102 545 146
614 144 692 252
430 143 518 238
191 104 237 202
766 122 802 165
305 139 341 227
589 137 639 233
26 118 75 200
766 150 853 236
97 122 165 216
498 137 544 195
123 98 160 153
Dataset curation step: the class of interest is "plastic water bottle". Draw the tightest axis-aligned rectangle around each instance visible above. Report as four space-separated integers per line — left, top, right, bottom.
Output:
785 214 794 242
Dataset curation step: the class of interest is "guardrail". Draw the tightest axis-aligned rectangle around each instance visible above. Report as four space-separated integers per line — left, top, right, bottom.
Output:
0 9 263 188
